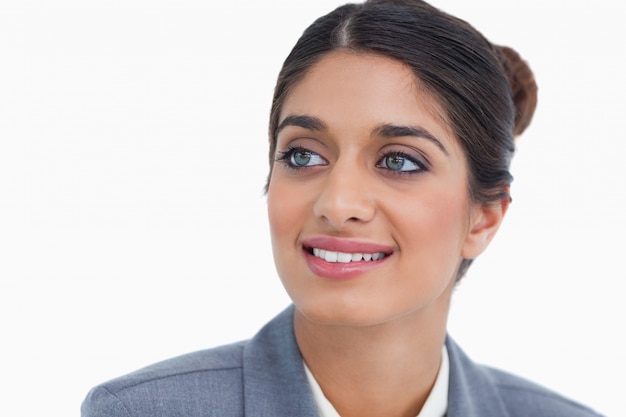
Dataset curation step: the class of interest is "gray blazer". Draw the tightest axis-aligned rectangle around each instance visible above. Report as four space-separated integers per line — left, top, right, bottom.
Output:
82 306 602 417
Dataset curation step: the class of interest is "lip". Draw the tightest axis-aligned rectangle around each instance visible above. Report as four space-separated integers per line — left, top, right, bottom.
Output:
302 236 394 254
301 236 394 280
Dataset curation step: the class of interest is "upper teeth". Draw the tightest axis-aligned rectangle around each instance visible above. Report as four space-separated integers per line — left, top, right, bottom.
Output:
312 248 386 263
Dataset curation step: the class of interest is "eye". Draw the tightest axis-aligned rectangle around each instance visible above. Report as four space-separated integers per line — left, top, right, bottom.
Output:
376 151 426 174
276 146 327 169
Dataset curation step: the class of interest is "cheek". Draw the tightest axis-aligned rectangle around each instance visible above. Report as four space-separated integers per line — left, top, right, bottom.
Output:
267 177 309 257
394 187 470 267
267 177 318 301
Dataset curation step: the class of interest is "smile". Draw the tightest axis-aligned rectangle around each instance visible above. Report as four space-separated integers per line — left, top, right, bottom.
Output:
301 237 394 279
310 248 387 263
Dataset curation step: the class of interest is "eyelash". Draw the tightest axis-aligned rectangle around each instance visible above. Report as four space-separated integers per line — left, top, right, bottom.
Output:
275 146 428 175
375 151 428 176
275 146 327 170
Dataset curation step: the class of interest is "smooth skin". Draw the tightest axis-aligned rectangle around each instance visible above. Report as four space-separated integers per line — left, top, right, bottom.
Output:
267 51 508 417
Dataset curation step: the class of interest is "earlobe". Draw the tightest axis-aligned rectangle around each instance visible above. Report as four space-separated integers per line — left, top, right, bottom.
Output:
461 197 510 259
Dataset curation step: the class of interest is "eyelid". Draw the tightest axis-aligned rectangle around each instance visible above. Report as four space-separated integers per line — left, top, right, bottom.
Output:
275 135 326 156
275 145 328 169
375 149 430 176
379 146 429 166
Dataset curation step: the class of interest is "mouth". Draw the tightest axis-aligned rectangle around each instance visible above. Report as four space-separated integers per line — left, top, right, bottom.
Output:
300 236 394 279
305 247 391 263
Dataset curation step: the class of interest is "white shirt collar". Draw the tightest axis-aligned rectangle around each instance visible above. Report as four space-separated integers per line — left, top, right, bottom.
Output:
304 345 449 417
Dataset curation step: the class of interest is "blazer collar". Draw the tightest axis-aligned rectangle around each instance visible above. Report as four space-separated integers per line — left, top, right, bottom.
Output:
446 336 510 417
242 305 319 417
243 305 510 417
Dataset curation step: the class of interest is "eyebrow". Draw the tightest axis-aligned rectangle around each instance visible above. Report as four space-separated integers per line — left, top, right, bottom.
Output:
276 114 326 134
276 115 449 156
374 123 449 155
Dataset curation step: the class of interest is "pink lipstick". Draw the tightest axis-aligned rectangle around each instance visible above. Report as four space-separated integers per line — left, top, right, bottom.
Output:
302 236 393 280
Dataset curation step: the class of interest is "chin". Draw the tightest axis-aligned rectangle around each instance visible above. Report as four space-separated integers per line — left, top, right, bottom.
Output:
294 298 417 328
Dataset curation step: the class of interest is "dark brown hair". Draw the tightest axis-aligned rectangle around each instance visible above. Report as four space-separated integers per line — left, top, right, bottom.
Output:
266 0 538 279
497 45 538 137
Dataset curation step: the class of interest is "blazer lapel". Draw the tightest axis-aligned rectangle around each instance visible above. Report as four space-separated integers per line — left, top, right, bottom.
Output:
446 337 511 417
243 308 511 417
242 305 319 417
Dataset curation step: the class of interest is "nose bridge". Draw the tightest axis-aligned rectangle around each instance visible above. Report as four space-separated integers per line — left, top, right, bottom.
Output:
313 153 375 227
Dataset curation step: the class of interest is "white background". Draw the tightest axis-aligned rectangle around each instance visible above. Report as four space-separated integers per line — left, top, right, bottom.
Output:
1 0 624 416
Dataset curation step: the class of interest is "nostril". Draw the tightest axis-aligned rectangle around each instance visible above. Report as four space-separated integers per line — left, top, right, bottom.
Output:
312 178 377 228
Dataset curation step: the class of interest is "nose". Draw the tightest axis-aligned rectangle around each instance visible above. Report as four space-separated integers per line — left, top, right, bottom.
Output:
312 158 376 229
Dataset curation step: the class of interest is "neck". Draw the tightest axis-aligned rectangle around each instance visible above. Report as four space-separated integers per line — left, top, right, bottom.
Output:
294 290 452 417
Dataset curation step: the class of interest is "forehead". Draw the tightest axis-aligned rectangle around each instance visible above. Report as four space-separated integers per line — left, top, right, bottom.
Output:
279 51 454 143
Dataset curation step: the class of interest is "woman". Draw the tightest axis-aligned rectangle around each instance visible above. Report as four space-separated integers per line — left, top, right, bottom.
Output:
82 1 601 416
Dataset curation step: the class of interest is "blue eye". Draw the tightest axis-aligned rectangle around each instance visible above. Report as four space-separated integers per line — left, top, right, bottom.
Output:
277 147 327 169
377 152 426 174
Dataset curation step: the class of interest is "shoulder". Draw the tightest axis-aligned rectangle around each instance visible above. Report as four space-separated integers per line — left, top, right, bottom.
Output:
483 365 604 417
445 337 604 417
81 341 247 417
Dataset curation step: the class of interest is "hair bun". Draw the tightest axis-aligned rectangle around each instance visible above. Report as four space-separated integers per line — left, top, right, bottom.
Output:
496 45 538 137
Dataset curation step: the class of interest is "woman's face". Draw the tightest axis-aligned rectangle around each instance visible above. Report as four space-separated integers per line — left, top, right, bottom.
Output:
267 51 498 327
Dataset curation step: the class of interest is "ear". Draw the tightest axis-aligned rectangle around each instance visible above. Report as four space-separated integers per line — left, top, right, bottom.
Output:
461 197 510 259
